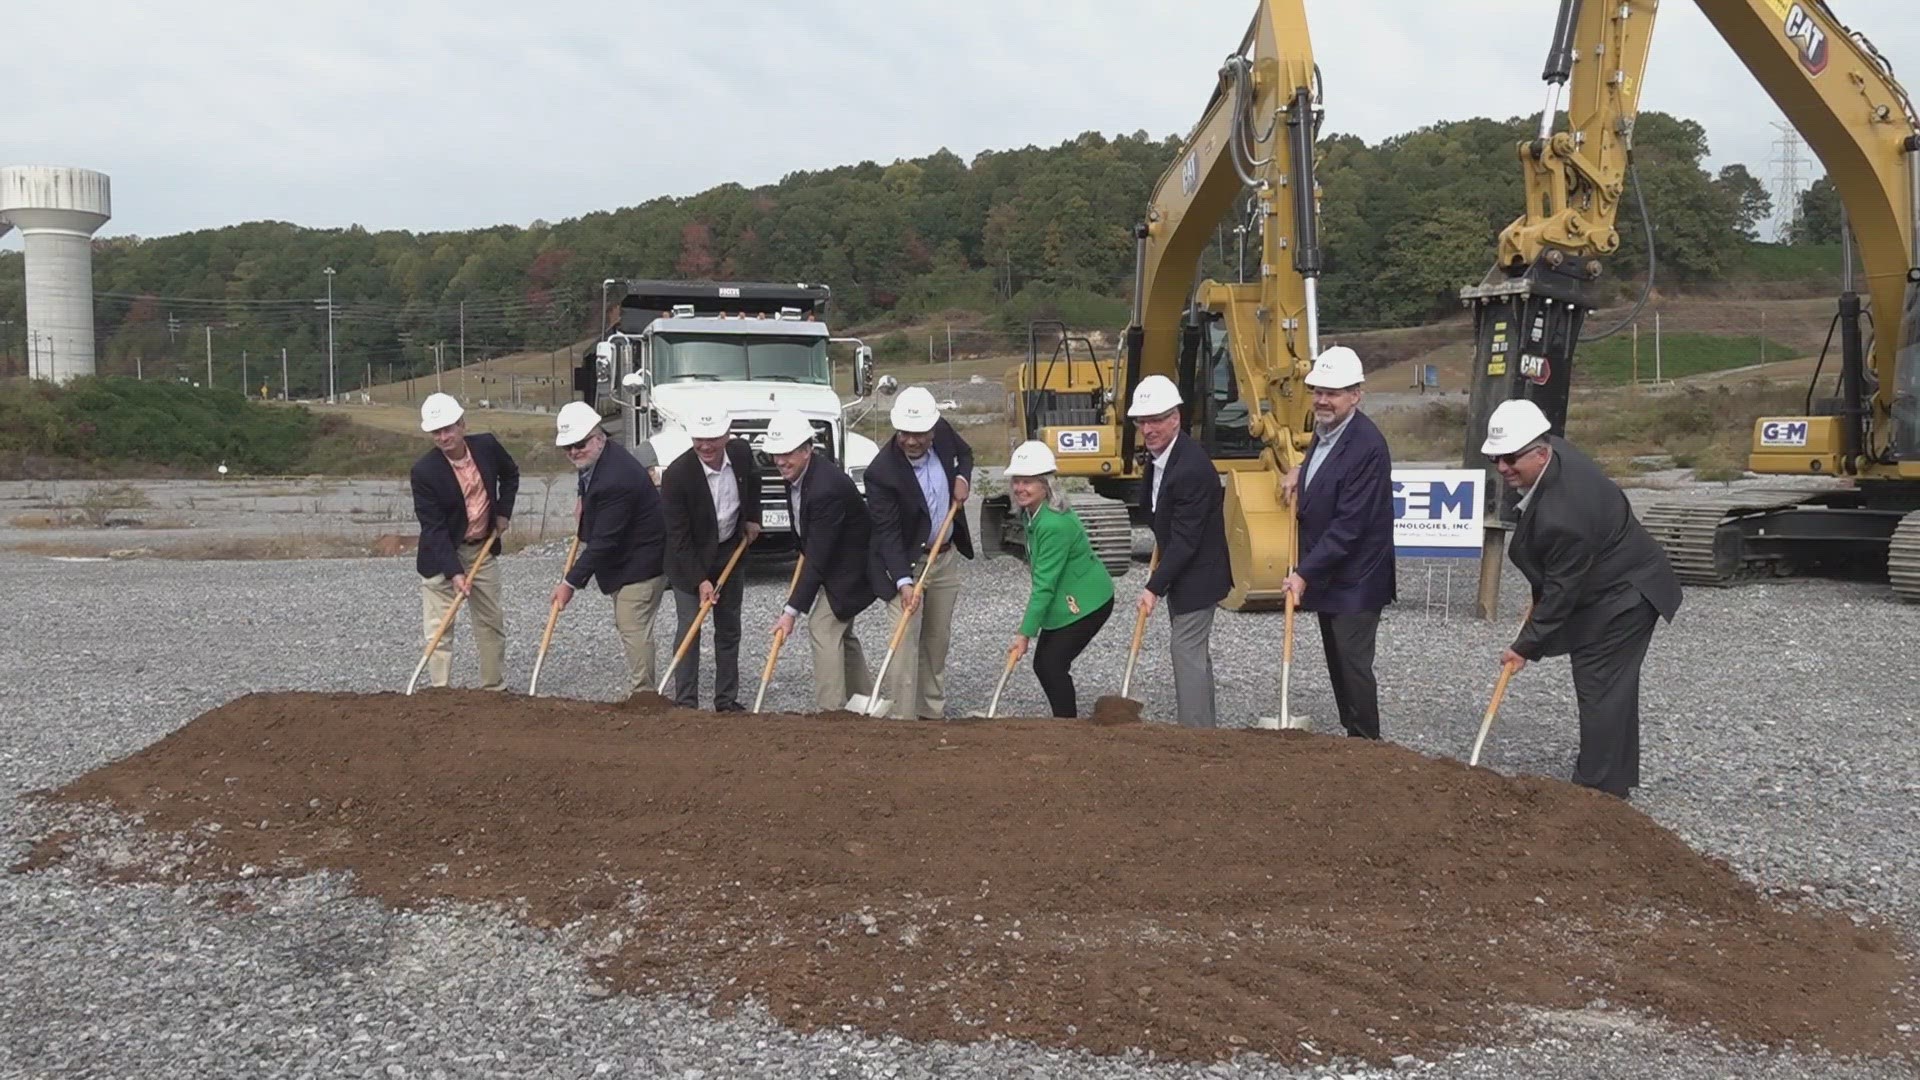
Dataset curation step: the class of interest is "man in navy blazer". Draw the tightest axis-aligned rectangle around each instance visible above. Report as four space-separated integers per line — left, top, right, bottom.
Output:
1282 347 1396 739
411 392 519 690
548 401 668 695
1131 374 1233 728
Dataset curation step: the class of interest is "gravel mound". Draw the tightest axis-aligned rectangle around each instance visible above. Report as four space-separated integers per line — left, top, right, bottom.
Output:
16 689 1912 1069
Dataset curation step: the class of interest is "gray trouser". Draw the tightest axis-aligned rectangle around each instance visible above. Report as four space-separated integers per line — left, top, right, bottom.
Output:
808 599 873 711
670 567 745 709
881 548 961 719
1568 598 1660 796
1168 605 1217 728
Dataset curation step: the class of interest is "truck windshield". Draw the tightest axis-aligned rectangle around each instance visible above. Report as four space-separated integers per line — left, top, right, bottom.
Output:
653 334 830 385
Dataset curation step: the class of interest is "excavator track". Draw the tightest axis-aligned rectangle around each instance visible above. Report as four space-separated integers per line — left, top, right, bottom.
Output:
1068 494 1136 578
1639 486 1832 586
1888 510 1920 603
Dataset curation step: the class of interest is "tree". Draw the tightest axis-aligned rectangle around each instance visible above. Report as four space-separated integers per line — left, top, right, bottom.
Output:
1713 164 1772 240
1791 176 1842 244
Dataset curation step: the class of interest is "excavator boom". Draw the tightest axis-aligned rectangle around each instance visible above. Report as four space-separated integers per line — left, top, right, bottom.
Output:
1466 0 1920 598
990 0 1323 609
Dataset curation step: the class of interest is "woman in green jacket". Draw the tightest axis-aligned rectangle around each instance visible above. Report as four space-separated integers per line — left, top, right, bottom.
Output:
1005 440 1115 717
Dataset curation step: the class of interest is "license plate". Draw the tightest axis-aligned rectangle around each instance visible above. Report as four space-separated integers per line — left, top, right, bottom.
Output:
763 508 791 530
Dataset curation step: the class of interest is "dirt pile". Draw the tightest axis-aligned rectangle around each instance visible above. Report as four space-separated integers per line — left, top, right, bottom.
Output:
16 690 1913 1066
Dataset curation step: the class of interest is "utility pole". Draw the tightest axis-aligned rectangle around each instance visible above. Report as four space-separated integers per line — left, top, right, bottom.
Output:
136 355 142 381
459 301 466 372
946 323 953 387
281 347 289 401
241 349 248 391
205 326 213 387
454 341 462 400
323 266 337 404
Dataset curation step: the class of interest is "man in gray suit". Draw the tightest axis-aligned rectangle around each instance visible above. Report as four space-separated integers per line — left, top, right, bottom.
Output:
1482 398 1682 798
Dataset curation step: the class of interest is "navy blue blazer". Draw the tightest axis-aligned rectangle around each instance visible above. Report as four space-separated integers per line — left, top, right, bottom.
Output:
410 432 520 580
565 440 666 595
1295 410 1396 614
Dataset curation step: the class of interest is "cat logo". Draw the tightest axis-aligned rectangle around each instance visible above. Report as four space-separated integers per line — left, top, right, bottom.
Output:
1518 354 1551 385
1783 3 1829 75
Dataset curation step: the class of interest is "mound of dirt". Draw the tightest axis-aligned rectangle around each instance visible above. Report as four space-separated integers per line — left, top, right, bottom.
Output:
16 690 1912 1066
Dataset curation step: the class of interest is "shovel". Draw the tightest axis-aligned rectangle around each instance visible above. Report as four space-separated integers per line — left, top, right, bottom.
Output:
850 499 962 717
1118 547 1160 700
406 532 499 695
527 533 583 696
1469 601 1536 767
970 641 1024 719
655 534 751 696
1261 523 1309 731
751 554 808 713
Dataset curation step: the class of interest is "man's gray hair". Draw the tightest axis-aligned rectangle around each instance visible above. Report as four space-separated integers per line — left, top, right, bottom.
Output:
1520 434 1551 455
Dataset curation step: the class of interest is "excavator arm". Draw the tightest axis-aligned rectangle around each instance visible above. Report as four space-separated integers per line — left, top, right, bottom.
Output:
993 0 1324 610
1125 0 1324 608
1467 0 1920 597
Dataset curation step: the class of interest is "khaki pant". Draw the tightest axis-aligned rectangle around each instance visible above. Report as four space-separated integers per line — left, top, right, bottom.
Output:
612 575 667 694
808 599 873 711
881 548 961 719
420 541 506 690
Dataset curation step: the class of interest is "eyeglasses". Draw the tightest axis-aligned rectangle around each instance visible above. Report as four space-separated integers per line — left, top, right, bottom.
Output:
1490 447 1540 467
562 437 593 453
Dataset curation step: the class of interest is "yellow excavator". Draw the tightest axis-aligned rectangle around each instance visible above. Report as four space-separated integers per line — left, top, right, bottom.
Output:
1461 0 1920 599
982 0 1321 610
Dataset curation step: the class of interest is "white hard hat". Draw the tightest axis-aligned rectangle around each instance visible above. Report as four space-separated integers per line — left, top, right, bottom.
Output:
1126 374 1183 418
889 385 940 433
1304 345 1365 389
1481 398 1554 456
420 392 464 432
762 409 816 454
1003 440 1058 478
685 407 731 440
555 401 604 446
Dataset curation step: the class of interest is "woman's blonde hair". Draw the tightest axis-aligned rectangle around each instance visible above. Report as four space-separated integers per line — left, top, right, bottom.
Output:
1020 474 1073 516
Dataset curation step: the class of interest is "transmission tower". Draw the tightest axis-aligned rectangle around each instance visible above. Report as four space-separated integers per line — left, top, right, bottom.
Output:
1769 122 1810 242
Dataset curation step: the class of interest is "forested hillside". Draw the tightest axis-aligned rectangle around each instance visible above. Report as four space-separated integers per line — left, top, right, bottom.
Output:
0 111 1835 396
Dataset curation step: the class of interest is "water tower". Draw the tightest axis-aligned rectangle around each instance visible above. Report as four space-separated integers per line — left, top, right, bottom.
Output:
0 166 112 383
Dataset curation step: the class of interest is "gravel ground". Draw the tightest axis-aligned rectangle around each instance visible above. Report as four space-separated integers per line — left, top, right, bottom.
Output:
3 487 1919 1079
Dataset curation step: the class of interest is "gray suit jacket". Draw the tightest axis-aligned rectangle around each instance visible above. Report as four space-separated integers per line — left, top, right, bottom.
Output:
1508 436 1682 659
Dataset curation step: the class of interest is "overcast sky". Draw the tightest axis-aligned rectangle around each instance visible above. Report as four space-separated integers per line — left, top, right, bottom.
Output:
5 0 1914 251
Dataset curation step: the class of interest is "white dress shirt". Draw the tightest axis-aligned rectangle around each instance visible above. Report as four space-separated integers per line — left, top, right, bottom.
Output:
1149 434 1177 511
704 454 741 542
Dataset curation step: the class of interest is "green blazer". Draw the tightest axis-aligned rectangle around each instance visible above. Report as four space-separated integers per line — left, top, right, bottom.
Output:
1019 504 1115 637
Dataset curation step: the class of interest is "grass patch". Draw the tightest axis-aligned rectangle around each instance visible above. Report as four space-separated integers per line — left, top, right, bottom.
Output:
1374 400 1474 462
1575 333 1797 385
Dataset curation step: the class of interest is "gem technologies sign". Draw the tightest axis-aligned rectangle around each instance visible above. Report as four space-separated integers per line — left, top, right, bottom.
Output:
1391 469 1483 558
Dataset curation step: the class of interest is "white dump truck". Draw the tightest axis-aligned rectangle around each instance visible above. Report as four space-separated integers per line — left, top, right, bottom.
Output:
574 279 889 549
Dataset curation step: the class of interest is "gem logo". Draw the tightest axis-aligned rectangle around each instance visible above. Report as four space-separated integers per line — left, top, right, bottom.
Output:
1784 4 1829 74
1518 354 1551 385
1056 429 1102 454
1760 419 1810 447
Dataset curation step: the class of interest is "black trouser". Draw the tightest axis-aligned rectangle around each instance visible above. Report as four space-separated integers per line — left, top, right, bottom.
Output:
669 545 747 709
1033 598 1113 718
1568 597 1659 796
1317 610 1383 740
